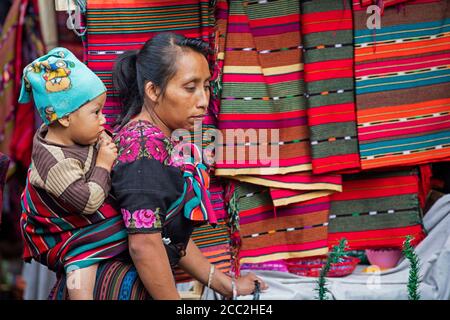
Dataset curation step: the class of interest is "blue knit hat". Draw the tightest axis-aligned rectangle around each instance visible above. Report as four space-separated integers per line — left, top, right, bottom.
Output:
18 47 106 125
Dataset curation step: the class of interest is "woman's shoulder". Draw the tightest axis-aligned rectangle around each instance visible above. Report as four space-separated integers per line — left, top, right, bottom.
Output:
113 120 177 166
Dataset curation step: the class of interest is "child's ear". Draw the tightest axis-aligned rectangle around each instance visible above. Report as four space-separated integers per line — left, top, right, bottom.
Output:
144 81 160 103
57 116 70 128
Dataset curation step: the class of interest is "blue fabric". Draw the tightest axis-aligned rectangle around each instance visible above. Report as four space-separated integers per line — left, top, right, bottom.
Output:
18 47 106 124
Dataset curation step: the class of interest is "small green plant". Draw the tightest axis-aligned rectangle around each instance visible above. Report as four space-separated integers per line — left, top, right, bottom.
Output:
315 238 348 300
402 236 421 300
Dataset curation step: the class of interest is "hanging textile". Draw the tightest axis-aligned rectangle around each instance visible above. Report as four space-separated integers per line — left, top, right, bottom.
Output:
301 0 360 174
0 0 43 248
234 172 341 207
0 153 10 224
85 0 215 127
359 0 411 8
216 0 309 176
214 0 342 206
328 168 426 250
354 0 450 170
231 181 330 271
0 0 25 158
10 0 44 169
267 172 341 207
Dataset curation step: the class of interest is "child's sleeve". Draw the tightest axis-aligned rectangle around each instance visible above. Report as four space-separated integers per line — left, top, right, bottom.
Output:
44 158 111 215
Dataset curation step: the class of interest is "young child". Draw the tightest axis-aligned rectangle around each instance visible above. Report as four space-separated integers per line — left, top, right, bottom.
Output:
19 47 128 300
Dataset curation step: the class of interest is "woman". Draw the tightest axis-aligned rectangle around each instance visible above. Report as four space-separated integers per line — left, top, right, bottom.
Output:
50 32 267 300
112 32 268 299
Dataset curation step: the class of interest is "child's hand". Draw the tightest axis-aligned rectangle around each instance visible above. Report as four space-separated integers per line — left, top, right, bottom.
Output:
98 131 113 145
96 132 118 172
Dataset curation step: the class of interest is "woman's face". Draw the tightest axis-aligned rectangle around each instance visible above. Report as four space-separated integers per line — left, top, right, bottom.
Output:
154 49 211 132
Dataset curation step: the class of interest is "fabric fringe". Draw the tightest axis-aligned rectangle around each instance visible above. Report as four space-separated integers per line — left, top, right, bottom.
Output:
225 181 241 276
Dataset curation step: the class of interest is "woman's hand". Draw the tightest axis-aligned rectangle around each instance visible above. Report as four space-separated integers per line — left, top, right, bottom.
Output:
235 272 268 297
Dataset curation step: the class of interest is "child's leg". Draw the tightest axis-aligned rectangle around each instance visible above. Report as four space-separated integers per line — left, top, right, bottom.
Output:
66 264 98 300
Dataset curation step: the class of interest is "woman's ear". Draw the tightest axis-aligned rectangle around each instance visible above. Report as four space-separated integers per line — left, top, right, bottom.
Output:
57 116 70 128
144 81 160 103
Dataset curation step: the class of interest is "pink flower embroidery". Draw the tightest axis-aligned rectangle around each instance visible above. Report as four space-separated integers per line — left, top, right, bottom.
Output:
117 130 141 163
145 138 169 163
142 124 169 163
118 143 140 163
133 209 157 229
113 120 183 167
168 149 184 168
121 209 132 228
167 142 185 168
144 125 165 140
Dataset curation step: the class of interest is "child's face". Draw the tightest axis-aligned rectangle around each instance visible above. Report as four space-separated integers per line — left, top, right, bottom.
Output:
67 93 107 145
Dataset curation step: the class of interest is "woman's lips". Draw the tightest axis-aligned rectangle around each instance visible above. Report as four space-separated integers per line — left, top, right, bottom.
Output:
190 114 207 119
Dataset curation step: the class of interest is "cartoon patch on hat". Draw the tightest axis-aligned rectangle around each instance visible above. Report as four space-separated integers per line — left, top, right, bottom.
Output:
18 47 107 125
26 49 75 94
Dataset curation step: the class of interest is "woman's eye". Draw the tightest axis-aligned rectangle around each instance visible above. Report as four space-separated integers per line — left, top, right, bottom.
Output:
185 87 195 92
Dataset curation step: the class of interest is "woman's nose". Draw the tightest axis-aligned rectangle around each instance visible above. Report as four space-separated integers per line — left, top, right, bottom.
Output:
198 91 209 110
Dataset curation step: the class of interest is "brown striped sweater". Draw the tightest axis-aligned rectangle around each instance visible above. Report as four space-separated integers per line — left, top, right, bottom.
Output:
29 125 111 215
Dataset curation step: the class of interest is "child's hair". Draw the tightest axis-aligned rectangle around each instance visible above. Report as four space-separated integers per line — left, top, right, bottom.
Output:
112 32 211 128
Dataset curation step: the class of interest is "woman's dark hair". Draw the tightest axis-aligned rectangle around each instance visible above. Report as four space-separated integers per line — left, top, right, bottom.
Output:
113 32 211 128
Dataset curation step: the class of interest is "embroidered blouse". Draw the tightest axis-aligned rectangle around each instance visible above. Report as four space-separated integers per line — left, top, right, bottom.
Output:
111 120 194 267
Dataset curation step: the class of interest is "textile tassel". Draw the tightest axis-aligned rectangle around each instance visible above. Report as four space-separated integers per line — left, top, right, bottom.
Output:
182 144 217 225
397 3 406 15
205 0 219 119
225 182 241 276
165 143 217 226
377 0 385 15
209 30 223 118
372 28 377 54
74 0 86 13
371 0 385 54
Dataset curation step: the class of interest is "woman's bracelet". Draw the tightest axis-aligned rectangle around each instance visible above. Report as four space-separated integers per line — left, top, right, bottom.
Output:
230 276 237 300
207 265 215 289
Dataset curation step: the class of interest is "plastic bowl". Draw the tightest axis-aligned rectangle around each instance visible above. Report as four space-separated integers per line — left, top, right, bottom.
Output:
365 248 402 269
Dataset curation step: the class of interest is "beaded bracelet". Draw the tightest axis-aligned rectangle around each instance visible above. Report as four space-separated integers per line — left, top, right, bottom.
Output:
231 277 237 300
207 265 215 289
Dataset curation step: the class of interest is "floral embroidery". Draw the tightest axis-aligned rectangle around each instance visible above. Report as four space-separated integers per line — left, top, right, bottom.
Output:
117 129 141 164
133 209 156 228
121 208 162 230
121 209 132 228
114 120 179 166
145 136 169 163
167 141 185 168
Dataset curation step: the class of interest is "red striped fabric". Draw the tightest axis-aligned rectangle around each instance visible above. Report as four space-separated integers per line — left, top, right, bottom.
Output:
301 0 361 174
328 169 426 250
